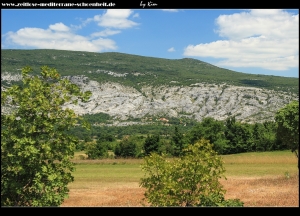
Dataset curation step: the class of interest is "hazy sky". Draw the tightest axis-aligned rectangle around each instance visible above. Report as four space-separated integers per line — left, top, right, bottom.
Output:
1 9 299 78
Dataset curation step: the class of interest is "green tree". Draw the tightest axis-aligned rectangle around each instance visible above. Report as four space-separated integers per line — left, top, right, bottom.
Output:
1 66 91 206
140 139 244 207
171 126 186 157
275 101 299 167
187 117 229 154
143 134 161 156
114 135 140 158
224 117 253 154
252 122 278 152
85 139 109 159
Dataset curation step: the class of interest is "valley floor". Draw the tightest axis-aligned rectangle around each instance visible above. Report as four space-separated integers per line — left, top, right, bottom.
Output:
61 174 299 207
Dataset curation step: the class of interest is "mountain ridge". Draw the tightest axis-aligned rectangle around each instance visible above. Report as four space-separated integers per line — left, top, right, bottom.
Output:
1 49 298 93
1 49 299 125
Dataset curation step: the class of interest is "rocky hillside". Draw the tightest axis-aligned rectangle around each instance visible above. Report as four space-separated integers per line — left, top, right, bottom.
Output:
60 75 297 124
1 49 298 125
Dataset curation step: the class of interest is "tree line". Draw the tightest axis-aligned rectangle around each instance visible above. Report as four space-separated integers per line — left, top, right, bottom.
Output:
83 115 292 159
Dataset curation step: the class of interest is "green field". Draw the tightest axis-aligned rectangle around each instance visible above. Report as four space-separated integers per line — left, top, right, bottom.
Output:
69 150 298 190
221 151 298 177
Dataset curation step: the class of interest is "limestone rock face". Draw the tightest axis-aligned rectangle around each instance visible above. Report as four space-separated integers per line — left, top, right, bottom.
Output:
60 75 298 124
1 73 298 124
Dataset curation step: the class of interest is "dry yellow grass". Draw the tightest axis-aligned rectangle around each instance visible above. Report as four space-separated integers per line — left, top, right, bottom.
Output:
61 151 299 207
61 174 298 207
220 174 299 207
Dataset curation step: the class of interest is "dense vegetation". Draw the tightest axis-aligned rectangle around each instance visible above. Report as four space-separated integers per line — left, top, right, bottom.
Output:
74 115 290 159
1 66 91 206
1 49 298 95
68 101 299 160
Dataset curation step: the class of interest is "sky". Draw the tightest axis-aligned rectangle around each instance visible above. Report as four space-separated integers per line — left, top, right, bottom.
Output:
1 9 299 78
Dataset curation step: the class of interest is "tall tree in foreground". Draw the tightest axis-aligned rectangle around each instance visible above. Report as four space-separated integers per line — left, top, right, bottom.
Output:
140 139 244 207
1 66 91 206
275 100 299 168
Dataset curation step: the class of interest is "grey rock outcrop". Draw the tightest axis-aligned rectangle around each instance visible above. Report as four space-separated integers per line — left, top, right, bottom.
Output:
62 76 298 124
2 73 298 124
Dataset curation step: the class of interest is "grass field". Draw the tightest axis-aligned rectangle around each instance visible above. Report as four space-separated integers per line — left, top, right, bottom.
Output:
61 150 299 207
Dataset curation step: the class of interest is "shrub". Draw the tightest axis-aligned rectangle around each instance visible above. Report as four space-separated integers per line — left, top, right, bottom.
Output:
140 139 244 207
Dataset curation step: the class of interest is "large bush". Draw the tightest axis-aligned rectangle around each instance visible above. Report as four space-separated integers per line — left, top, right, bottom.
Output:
85 140 109 159
140 139 244 207
1 66 91 206
114 136 141 158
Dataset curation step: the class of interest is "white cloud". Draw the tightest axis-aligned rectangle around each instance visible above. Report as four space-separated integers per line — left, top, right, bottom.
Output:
49 22 70 32
94 9 139 29
168 47 175 52
215 9 298 40
184 9 299 71
90 29 121 38
2 9 140 53
71 18 93 30
3 23 117 52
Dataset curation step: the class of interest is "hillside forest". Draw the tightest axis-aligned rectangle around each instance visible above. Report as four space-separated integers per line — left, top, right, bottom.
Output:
74 114 292 159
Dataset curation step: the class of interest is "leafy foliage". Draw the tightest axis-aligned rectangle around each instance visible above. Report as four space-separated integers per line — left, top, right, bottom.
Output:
275 100 299 163
143 134 161 156
252 121 281 151
85 140 109 159
224 117 254 154
114 136 142 158
140 139 244 207
170 126 187 157
71 116 289 158
187 117 229 154
1 66 91 206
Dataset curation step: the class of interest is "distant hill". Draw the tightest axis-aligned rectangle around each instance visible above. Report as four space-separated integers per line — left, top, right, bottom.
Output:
1 49 299 124
1 49 298 95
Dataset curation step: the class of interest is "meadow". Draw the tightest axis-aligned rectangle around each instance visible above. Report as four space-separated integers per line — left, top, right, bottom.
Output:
61 150 299 207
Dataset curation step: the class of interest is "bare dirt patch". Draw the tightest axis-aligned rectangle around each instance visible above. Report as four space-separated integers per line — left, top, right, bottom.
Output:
61 174 298 207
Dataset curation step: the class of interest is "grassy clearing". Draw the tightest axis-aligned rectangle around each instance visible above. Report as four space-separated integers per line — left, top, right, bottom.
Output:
69 164 144 189
221 150 297 164
221 150 298 177
63 150 298 207
71 150 298 181
72 150 298 177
